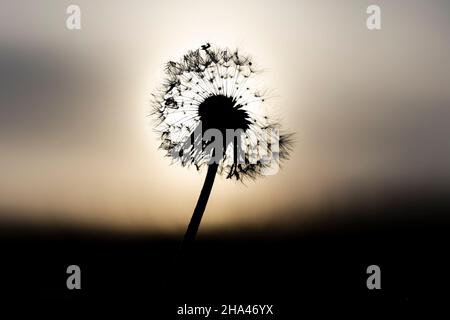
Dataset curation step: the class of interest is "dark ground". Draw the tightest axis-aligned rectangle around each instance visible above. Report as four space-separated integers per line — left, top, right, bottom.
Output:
0 190 449 317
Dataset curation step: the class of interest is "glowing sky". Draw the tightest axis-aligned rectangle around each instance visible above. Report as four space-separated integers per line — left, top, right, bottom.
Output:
1 0 449 232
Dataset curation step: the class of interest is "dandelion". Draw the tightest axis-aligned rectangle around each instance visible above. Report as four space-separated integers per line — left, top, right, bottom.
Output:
152 43 293 245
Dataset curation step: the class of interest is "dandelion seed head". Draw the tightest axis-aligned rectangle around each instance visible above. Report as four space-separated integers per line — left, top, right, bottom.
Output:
152 43 293 181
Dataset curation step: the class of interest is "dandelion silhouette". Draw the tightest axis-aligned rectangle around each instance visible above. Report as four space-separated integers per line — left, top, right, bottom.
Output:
152 43 293 246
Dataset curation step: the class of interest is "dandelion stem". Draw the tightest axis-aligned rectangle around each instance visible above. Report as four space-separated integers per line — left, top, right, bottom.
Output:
182 163 219 247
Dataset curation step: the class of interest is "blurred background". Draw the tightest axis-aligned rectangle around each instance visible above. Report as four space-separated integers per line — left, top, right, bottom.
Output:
1 0 449 235
2 1 450 314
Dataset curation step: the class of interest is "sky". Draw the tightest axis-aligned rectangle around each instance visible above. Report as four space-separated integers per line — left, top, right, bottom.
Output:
1 0 449 233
